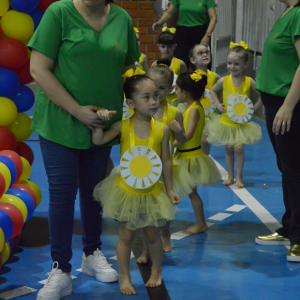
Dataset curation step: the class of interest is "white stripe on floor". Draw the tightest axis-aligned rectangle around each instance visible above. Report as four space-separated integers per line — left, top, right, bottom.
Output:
226 204 247 212
208 212 233 221
0 287 37 299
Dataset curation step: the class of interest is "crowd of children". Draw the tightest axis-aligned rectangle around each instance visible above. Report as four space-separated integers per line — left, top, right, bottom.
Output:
92 28 262 295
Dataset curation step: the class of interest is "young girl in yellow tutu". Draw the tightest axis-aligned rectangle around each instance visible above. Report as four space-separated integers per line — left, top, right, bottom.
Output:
92 71 180 295
206 41 262 188
136 59 196 263
174 71 221 234
134 28 148 74
189 44 221 155
152 27 188 106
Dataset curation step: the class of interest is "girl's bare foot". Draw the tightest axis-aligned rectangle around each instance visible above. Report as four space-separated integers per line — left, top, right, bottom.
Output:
136 251 150 264
120 275 137 296
162 233 172 252
183 223 208 235
236 178 244 188
145 269 163 288
222 177 234 186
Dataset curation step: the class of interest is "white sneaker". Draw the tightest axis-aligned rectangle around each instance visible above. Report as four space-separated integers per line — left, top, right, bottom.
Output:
37 262 72 300
81 249 118 283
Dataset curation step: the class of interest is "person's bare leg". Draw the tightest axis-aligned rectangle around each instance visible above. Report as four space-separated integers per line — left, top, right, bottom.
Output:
106 157 114 177
183 189 208 234
235 144 245 188
223 146 235 185
161 221 171 252
143 226 163 288
201 134 210 155
136 229 150 264
117 222 137 296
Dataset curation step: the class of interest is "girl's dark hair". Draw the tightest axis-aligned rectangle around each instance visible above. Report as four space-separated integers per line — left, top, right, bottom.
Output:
148 58 174 86
176 72 207 100
294 1 300 7
158 31 176 45
124 75 155 99
106 0 113 3
228 46 249 63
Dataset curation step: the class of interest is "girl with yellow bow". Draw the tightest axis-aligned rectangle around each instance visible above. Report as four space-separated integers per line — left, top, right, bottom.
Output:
92 71 180 295
206 41 262 188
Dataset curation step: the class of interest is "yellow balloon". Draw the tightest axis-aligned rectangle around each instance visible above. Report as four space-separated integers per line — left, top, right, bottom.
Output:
0 194 28 223
1 10 34 41
0 0 9 17
19 179 42 207
20 157 31 180
1 241 11 265
0 162 11 193
0 228 4 252
6 113 32 142
0 97 18 127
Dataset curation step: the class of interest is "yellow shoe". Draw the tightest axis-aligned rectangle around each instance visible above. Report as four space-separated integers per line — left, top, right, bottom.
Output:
287 245 300 262
255 232 290 246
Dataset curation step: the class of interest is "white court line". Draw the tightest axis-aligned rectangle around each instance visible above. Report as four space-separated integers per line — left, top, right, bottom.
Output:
0 287 37 299
209 212 233 221
212 158 282 233
226 204 247 212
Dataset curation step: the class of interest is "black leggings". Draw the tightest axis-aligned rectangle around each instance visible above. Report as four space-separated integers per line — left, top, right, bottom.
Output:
174 25 211 71
261 92 300 245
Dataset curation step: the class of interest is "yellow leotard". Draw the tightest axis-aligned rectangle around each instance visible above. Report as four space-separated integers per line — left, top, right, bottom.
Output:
220 75 251 126
117 116 164 195
166 57 181 105
200 69 217 115
177 101 205 159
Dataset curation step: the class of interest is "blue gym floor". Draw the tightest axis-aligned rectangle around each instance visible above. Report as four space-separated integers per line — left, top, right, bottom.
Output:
1 120 299 300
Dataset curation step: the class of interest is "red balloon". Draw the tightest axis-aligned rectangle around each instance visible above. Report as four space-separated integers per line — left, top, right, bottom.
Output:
37 0 59 11
15 60 34 85
0 127 17 151
12 183 37 208
0 173 5 198
0 202 23 238
0 38 28 70
0 150 23 182
15 142 34 165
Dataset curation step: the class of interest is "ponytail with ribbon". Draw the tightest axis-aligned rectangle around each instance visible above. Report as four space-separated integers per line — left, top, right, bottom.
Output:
162 27 176 34
122 67 146 84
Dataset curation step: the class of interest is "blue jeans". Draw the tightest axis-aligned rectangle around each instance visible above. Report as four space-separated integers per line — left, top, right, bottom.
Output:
39 136 111 272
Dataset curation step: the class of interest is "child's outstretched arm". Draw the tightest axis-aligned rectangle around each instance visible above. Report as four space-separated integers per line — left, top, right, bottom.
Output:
211 77 225 113
169 109 187 146
161 125 181 205
92 109 121 145
250 78 262 112
173 107 200 148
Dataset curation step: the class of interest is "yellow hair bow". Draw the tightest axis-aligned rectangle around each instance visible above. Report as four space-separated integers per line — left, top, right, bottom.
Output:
122 67 146 84
230 41 248 50
134 28 139 33
162 27 176 34
190 70 203 82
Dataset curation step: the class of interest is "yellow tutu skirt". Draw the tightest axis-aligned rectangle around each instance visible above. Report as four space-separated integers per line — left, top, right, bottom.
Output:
174 152 221 187
93 167 177 230
206 114 262 147
172 162 197 197
203 112 218 137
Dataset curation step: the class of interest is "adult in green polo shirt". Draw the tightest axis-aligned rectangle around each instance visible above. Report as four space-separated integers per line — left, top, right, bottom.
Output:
28 0 140 298
152 0 217 68
255 0 300 262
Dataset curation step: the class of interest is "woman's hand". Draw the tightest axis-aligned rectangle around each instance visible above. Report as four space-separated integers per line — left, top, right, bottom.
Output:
152 22 162 32
72 105 104 127
272 103 294 135
200 35 210 47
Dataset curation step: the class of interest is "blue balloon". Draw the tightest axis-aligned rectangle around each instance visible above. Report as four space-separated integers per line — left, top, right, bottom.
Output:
0 210 14 243
0 68 20 99
12 85 35 113
9 0 40 13
6 189 35 221
29 8 44 30
0 156 17 188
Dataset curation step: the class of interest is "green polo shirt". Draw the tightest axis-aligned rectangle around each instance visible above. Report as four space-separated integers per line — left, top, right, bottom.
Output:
256 7 300 98
171 0 216 27
28 0 140 149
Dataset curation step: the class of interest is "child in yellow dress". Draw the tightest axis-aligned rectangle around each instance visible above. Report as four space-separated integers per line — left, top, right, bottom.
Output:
189 44 221 155
93 72 180 295
136 59 196 263
134 28 148 74
152 27 188 106
174 71 221 234
206 41 262 188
